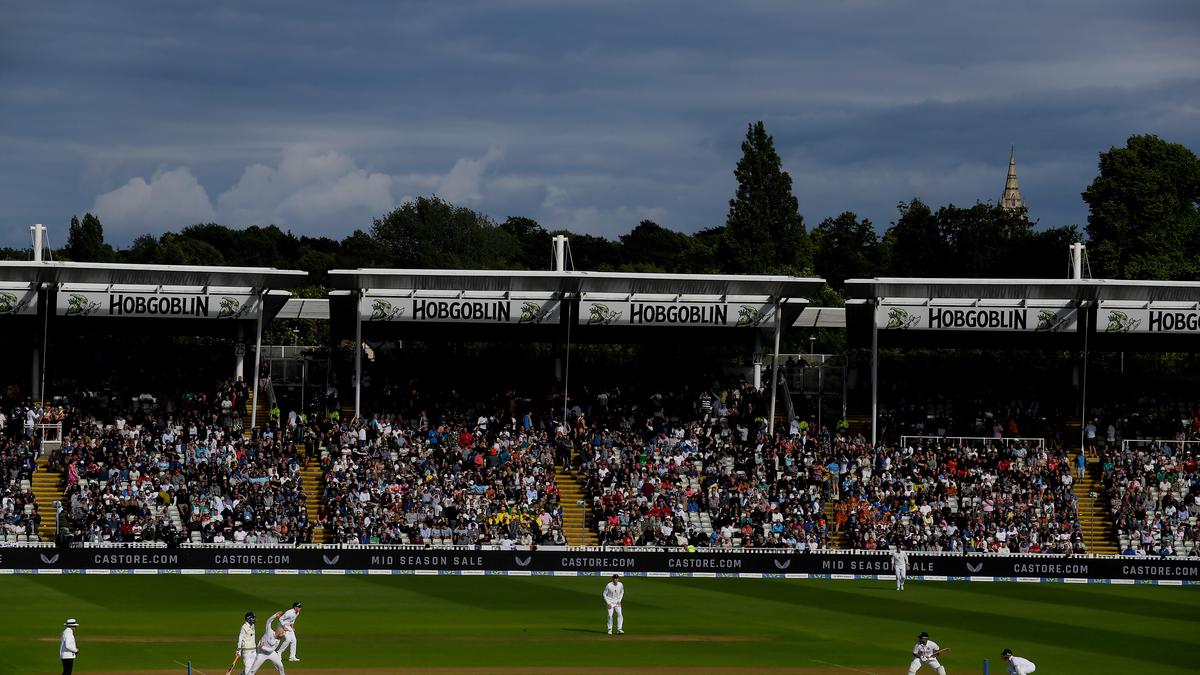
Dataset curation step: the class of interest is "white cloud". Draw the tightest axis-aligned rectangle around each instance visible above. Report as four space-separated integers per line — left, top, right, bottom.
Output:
541 184 668 236
92 167 217 235
215 145 395 229
436 146 502 203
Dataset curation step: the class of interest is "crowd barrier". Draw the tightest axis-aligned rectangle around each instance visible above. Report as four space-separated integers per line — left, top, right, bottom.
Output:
0 546 1197 583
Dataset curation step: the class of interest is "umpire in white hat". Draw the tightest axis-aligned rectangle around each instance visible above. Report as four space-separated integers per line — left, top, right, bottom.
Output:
60 618 80 674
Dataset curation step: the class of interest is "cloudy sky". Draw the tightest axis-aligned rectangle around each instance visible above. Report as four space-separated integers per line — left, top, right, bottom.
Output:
1 1 1197 248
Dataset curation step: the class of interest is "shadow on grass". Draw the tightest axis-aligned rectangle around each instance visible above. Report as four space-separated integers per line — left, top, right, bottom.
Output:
562 628 608 634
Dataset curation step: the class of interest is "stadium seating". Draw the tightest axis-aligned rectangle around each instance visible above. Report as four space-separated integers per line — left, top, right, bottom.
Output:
836 441 1085 553
26 380 1200 557
318 410 566 546
0 427 41 542
1100 442 1200 557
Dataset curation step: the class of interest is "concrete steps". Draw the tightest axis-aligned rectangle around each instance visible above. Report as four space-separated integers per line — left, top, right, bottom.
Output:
555 466 599 546
845 404 872 438
1070 452 1118 555
1064 417 1083 451
31 458 61 541
242 400 272 435
822 501 847 549
297 444 326 544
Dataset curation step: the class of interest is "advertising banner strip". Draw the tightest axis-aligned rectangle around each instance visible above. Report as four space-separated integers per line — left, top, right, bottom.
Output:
2 548 1198 582
57 290 259 319
877 303 1077 332
1098 304 1200 334
362 297 560 324
579 300 777 328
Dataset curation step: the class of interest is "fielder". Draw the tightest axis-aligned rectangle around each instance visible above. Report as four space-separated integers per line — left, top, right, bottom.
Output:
231 611 256 675
1002 648 1036 674
279 602 302 661
603 574 624 635
908 631 948 674
247 611 287 675
892 548 910 591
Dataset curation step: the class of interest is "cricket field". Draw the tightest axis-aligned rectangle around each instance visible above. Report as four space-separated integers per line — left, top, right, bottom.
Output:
1 574 1196 674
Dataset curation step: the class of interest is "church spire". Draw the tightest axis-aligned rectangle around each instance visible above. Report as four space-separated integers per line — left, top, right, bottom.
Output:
1000 146 1024 211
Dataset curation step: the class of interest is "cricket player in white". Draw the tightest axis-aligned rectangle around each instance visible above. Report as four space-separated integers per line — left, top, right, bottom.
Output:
892 548 910 591
279 602 302 661
604 574 624 635
234 612 256 675
909 631 948 674
247 611 287 675
60 618 80 675
1002 648 1036 674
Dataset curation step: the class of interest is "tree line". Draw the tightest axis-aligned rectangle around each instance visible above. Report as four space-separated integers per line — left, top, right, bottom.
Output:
12 126 1199 300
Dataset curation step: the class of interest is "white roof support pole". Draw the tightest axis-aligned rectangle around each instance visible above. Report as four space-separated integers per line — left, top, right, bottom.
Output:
31 224 45 262
1080 302 1089 451
235 324 245 381
553 235 567 272
250 289 264 431
753 331 762 389
767 300 782 437
354 291 363 421
871 298 879 448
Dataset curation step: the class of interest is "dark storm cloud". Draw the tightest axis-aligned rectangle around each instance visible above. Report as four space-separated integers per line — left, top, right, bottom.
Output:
0 0 1196 246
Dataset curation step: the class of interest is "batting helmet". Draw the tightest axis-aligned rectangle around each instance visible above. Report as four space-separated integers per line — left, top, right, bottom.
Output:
245 612 256 623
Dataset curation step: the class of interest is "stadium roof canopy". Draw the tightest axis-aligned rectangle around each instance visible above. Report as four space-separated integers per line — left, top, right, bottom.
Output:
329 268 821 299
844 276 1200 444
2 260 308 415
845 277 1200 303
0 260 307 288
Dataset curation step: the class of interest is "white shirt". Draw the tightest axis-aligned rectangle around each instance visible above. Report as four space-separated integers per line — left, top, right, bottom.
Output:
280 608 299 630
258 616 281 652
892 549 909 569
237 621 256 650
60 627 79 659
1006 655 1036 674
912 640 941 662
603 581 624 606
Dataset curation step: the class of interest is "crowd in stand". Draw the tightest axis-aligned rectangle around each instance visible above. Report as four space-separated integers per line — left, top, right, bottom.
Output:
833 441 1084 554
566 386 1086 554
1100 442 1200 557
0 413 41 540
8 369 1200 559
39 378 315 546
575 384 829 549
319 388 566 546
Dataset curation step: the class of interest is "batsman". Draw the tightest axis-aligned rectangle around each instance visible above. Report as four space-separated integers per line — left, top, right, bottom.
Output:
908 631 949 674
230 611 256 675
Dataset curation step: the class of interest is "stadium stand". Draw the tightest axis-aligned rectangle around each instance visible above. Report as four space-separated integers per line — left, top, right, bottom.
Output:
1100 442 1200 557
0 427 41 542
317 399 568 546
38 377 1200 557
32 381 315 545
836 440 1085 553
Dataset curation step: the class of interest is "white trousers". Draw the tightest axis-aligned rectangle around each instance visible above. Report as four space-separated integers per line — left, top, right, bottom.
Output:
895 566 907 589
908 657 945 674
240 648 257 675
606 605 624 632
280 628 298 658
248 650 286 674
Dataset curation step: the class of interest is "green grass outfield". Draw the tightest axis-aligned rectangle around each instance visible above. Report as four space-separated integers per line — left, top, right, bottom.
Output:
1 574 1197 674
